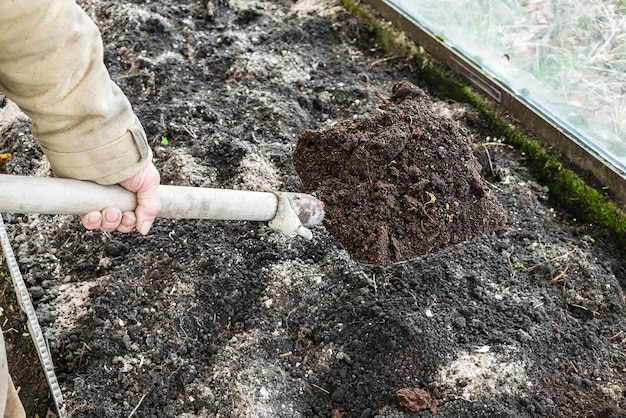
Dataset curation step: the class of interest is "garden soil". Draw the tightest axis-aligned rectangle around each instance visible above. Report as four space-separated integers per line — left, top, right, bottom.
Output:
0 0 626 417
293 80 507 266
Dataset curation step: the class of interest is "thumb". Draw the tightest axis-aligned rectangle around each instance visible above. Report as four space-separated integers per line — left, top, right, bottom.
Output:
119 163 161 235
135 179 161 234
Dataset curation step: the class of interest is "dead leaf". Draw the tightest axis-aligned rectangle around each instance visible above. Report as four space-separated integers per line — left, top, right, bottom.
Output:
332 409 343 418
396 387 438 414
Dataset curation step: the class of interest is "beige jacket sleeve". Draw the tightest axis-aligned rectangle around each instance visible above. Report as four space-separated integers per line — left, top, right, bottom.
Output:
0 0 152 185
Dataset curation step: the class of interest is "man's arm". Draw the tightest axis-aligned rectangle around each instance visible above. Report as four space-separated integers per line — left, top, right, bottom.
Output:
0 0 160 233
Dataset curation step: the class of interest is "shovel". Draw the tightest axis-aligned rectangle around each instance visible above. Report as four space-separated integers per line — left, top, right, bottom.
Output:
0 174 325 239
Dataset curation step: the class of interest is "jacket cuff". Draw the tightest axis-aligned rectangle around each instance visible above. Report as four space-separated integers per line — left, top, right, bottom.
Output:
40 118 153 185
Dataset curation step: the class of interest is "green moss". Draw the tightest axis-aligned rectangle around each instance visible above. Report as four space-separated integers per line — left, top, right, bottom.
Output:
464 80 626 234
339 0 626 236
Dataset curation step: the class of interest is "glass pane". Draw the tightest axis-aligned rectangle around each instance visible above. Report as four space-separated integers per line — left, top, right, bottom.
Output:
390 0 626 172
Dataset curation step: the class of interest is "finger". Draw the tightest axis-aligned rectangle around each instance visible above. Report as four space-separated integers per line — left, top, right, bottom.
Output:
81 211 102 230
100 207 122 232
116 211 136 233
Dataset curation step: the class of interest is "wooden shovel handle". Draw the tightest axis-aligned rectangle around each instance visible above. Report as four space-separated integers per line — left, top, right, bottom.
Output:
0 174 280 222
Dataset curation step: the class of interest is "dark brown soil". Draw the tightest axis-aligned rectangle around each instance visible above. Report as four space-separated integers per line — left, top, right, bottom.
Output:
1 1 626 417
294 81 506 265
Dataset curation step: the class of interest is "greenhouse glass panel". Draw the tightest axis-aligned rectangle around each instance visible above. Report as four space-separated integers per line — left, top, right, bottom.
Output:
388 0 626 174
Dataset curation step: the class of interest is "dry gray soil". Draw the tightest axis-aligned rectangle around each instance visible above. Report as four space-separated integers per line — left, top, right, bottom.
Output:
1 0 626 417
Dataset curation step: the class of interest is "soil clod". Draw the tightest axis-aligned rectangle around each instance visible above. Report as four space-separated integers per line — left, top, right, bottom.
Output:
293 81 507 265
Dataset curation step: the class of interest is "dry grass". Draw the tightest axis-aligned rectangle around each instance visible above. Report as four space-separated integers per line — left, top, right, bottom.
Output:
393 0 626 163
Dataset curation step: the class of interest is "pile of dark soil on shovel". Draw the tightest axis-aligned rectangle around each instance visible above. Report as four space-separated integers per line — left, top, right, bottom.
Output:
294 81 506 265
1 0 626 417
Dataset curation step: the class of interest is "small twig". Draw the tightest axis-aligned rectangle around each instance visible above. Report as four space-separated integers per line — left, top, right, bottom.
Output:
527 248 576 272
565 362 578 374
285 307 298 334
424 191 436 206
504 252 516 278
182 125 198 140
568 303 600 316
368 56 402 69
77 342 92 368
420 191 436 223
547 249 577 264
479 141 514 148
484 179 503 192
311 383 330 395
482 144 496 177
548 265 569 284
613 351 626 359
128 393 147 418
375 91 392 108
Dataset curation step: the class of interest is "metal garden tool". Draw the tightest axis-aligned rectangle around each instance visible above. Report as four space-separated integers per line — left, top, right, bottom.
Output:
0 174 325 238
